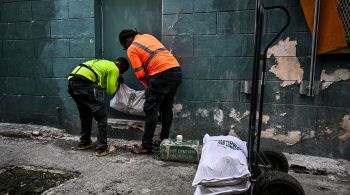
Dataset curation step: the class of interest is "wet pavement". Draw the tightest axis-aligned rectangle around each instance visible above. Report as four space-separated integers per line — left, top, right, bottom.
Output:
0 123 349 195
0 166 75 194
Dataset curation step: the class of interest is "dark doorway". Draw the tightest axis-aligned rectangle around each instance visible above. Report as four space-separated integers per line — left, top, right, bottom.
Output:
101 0 162 119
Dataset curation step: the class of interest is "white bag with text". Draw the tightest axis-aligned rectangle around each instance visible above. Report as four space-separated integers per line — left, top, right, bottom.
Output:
192 134 251 194
110 84 145 116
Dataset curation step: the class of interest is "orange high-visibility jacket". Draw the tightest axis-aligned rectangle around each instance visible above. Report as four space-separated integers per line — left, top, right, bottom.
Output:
127 34 180 87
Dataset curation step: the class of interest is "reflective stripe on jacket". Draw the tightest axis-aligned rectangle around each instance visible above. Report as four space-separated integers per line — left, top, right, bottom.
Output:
127 34 180 87
68 59 120 95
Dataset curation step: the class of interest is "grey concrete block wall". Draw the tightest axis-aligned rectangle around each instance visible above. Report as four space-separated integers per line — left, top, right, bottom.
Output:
0 0 96 132
163 0 350 159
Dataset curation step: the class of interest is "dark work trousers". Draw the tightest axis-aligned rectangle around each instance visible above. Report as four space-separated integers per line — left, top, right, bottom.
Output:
142 67 182 150
68 77 108 152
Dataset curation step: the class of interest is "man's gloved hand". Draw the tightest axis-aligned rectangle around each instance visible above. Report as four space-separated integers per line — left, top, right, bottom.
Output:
118 76 124 84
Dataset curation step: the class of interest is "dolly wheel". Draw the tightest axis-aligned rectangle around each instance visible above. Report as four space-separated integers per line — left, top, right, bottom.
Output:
257 150 289 173
253 171 305 195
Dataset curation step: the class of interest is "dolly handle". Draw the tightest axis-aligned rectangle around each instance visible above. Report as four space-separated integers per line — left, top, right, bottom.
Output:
263 6 291 57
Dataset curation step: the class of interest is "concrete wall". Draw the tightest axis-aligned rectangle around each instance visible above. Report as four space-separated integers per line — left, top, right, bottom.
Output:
0 0 97 132
0 0 349 159
162 0 350 159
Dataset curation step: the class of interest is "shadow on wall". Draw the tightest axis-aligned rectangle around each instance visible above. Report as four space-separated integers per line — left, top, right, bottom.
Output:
33 1 81 133
0 1 76 132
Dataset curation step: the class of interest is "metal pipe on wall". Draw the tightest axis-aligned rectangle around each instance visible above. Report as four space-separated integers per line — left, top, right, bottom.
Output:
307 0 321 96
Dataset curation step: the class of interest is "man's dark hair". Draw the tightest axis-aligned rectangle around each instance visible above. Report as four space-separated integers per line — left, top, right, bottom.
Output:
115 57 129 74
119 29 138 47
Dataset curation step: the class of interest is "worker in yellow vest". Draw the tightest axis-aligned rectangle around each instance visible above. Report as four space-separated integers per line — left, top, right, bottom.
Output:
68 58 129 157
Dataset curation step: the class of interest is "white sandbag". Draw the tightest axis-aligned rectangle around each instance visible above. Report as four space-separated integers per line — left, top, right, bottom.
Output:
194 178 251 195
200 177 248 187
192 134 250 194
110 84 145 116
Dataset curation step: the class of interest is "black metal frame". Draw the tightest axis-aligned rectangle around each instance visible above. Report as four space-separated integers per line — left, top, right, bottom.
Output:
308 0 320 96
247 0 291 177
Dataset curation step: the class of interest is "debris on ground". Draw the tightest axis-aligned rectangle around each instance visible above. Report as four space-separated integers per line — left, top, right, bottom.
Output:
0 123 350 195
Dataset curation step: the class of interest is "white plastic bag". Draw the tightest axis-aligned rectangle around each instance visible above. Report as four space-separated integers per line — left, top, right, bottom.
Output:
192 134 251 194
110 84 145 116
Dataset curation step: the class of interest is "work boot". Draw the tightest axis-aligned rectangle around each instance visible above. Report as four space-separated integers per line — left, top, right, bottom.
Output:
78 141 97 150
95 144 117 157
131 145 153 154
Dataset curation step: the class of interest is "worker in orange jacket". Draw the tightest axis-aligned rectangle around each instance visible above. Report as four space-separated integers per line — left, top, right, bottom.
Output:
119 29 182 154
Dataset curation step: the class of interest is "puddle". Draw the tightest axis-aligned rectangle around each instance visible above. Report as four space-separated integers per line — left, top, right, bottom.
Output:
0 166 75 194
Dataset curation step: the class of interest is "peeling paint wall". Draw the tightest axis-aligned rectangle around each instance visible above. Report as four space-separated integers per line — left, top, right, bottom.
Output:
0 0 349 160
267 38 304 87
320 69 350 90
261 128 302 145
197 108 209 118
173 104 183 115
213 109 224 126
229 109 249 123
262 115 270 125
339 115 350 141
261 128 315 146
162 0 350 160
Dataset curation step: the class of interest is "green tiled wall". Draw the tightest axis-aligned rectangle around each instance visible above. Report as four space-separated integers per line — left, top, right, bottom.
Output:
0 0 96 133
0 0 349 159
163 0 350 159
